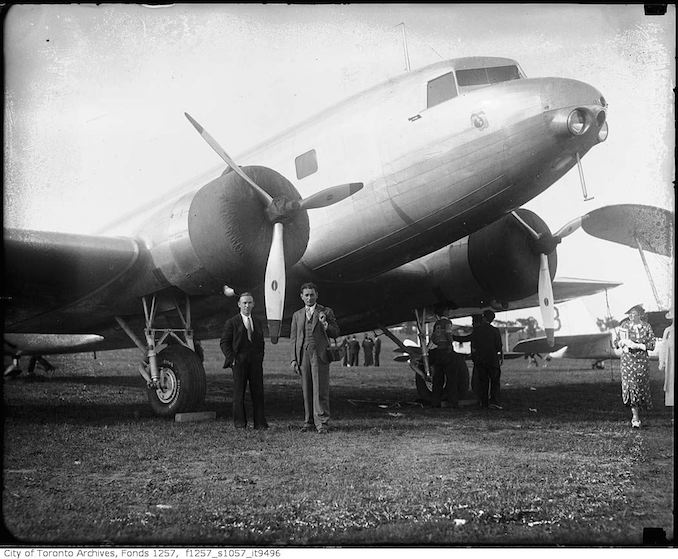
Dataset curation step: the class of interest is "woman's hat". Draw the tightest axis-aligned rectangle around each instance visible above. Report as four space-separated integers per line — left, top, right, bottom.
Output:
625 304 645 315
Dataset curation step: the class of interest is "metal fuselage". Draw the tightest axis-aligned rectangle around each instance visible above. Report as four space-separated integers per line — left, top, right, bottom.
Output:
236 58 604 282
5 57 608 349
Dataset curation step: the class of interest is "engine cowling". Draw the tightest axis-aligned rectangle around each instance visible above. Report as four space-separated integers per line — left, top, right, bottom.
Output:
415 209 557 309
137 166 310 295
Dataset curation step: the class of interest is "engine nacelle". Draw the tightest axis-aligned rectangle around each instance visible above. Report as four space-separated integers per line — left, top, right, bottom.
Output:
417 209 557 309
137 166 310 295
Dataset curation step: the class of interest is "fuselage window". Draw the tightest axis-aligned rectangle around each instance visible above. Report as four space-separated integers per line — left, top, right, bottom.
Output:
295 149 318 180
456 65 521 91
427 72 458 109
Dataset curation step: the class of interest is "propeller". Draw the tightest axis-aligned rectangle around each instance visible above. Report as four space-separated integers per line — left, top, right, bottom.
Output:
511 211 556 347
185 113 363 343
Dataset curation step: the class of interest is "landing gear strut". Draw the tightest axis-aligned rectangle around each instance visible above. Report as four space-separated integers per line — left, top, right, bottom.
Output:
380 309 437 403
116 293 206 417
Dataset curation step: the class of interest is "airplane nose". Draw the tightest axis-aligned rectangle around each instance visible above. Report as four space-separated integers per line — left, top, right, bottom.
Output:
542 78 608 143
548 104 607 141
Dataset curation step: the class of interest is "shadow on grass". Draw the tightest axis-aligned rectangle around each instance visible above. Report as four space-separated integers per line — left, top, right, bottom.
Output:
5 371 671 429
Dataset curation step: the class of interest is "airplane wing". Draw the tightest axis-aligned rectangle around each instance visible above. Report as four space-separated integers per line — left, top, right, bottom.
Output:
513 332 614 359
443 276 621 320
3 228 145 333
580 204 674 257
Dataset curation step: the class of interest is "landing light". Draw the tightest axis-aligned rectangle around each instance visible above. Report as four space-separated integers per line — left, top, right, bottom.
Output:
567 109 588 136
598 121 609 142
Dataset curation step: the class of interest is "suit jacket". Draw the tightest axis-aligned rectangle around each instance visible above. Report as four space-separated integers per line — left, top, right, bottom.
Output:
220 313 265 368
290 304 340 365
470 321 503 366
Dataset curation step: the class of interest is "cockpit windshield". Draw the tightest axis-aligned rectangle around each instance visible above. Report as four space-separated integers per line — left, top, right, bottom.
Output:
456 65 522 91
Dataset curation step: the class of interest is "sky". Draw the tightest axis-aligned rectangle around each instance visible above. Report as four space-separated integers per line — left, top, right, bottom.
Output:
4 4 675 334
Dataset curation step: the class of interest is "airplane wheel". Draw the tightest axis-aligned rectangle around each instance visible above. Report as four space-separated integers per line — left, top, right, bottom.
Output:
415 358 469 403
147 345 206 417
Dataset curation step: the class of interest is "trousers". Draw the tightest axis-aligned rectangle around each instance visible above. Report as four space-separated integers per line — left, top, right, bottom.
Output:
300 344 330 430
232 355 266 428
475 362 501 406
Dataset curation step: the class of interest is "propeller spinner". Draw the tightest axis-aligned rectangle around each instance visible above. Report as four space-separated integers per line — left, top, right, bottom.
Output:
185 113 363 343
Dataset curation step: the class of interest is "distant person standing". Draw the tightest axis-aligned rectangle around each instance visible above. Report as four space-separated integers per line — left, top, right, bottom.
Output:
615 304 656 427
373 333 382 367
362 334 375 366
289 283 340 434
472 310 504 409
348 335 360 367
659 308 674 407
340 337 350 367
220 292 268 430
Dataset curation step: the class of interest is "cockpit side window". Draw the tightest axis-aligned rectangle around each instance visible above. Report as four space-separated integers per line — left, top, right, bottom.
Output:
427 72 458 109
456 65 521 91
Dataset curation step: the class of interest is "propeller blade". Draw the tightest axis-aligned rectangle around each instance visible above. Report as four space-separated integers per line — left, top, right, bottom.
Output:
299 183 364 210
554 216 584 240
184 112 272 205
264 222 286 344
538 254 555 347
511 211 540 240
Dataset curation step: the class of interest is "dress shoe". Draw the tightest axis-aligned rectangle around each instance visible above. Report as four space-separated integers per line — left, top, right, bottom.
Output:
489 402 503 410
631 418 641 429
317 427 329 435
300 424 313 432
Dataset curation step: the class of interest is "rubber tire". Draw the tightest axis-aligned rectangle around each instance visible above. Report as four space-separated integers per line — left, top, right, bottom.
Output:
414 356 470 403
415 372 434 402
146 345 206 417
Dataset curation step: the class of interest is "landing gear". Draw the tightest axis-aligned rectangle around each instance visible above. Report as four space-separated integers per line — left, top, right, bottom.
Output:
116 293 206 417
147 344 206 416
379 317 432 402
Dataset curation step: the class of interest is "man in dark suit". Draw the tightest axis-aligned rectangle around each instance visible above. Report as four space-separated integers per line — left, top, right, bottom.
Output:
373 333 382 367
290 282 340 434
220 292 268 429
472 310 504 410
348 335 360 366
362 334 375 366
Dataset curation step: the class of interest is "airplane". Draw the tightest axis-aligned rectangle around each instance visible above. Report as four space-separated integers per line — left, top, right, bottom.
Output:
511 204 674 369
5 55 619 417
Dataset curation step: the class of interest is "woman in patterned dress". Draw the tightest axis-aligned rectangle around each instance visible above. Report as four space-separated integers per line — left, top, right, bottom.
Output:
614 304 656 428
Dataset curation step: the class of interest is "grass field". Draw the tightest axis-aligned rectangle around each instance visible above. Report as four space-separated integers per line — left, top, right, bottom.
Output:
2 338 674 546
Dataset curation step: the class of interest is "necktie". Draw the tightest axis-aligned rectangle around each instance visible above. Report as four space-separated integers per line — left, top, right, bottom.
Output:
246 316 253 341
306 308 313 321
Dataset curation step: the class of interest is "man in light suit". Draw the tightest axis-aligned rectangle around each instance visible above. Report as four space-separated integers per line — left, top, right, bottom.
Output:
290 282 340 434
220 292 268 429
